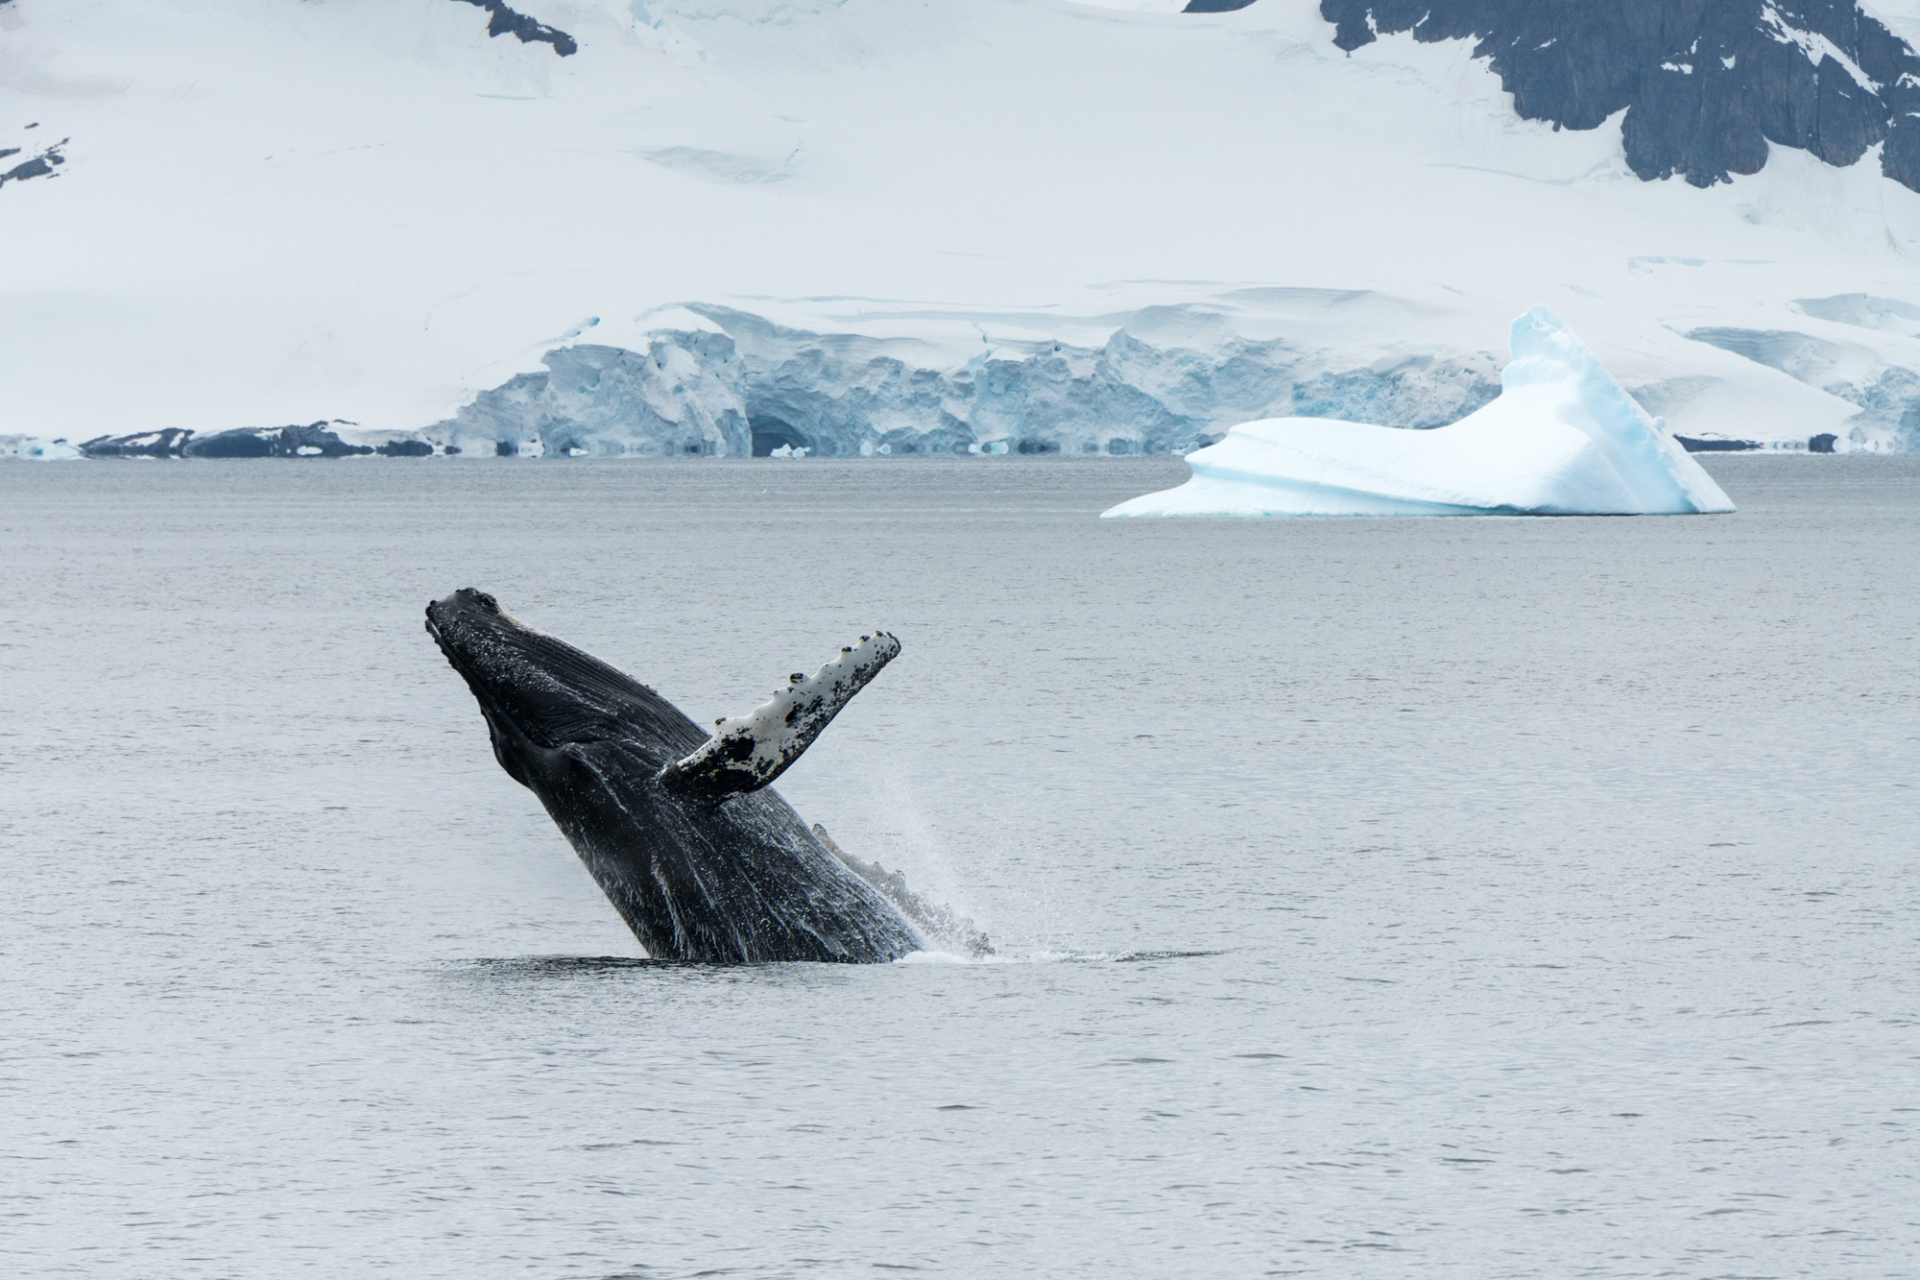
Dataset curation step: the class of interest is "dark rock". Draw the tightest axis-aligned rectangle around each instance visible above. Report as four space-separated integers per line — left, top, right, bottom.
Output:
1319 1 1920 192
186 431 273 458
1184 0 1260 11
1 139 67 189
79 428 194 458
1674 434 1762 451
378 439 435 457
449 0 576 56
184 422 373 458
1809 431 1838 452
273 423 375 457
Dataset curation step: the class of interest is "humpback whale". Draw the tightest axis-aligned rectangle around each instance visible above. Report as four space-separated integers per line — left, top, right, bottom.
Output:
425 588 926 963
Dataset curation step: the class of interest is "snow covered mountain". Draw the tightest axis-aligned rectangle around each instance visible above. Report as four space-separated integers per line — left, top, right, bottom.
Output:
4 0 1920 457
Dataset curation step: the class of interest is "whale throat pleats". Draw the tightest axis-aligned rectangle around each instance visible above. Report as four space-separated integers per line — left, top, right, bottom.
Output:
658 632 900 800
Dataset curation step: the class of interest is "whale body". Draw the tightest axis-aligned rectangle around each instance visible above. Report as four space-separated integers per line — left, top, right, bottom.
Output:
425 588 924 963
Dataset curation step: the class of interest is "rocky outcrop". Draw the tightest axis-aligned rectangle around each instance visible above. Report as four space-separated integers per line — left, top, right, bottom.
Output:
76 428 196 458
449 0 575 56
76 423 431 459
1319 0 1920 191
1 138 66 189
1674 434 1763 451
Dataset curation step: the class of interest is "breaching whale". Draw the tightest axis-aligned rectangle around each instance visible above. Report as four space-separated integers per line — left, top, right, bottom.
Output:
425 588 928 963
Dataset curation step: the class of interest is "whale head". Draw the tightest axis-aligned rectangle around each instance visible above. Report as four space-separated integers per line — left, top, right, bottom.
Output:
423 587 696 787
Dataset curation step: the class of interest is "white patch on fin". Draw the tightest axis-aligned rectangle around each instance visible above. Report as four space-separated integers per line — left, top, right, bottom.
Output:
659 631 900 797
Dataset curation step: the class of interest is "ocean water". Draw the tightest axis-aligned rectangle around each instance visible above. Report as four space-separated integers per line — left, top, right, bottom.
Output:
2 456 1917 1279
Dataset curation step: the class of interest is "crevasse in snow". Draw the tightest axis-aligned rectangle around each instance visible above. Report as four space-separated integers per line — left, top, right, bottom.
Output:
1102 309 1736 518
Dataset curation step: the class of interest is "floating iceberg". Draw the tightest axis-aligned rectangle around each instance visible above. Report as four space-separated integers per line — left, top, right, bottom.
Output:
13 438 84 462
1102 309 1736 518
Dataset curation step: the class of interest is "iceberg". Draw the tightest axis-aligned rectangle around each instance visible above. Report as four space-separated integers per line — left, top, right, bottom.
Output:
13 439 84 462
1101 309 1737 518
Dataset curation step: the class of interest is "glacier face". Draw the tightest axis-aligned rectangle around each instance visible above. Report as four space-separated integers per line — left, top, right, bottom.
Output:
1686 300 1920 451
427 303 1504 459
1102 309 1735 518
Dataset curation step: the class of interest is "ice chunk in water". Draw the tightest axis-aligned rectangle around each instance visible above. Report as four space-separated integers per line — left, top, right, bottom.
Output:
1102 308 1735 518
14 439 84 462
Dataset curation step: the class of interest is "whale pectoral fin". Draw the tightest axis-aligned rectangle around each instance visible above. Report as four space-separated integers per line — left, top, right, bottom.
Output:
657 631 901 799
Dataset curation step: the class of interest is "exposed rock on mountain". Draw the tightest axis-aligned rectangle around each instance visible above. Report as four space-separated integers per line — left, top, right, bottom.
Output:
449 0 575 56
1320 0 1920 190
0 138 65 189
77 423 434 458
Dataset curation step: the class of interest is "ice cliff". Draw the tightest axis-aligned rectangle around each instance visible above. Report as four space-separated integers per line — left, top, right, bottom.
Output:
1102 309 1735 518
427 303 1503 459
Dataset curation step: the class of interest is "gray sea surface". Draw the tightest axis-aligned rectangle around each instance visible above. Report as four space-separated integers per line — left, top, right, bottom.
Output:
2 456 1917 1278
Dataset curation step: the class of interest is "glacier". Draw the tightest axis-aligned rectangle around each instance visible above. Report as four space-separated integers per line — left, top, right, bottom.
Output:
1102 309 1735 518
426 299 1504 459
5 0 1920 452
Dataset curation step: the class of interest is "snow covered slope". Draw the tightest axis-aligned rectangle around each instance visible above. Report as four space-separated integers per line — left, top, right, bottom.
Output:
3 0 1920 455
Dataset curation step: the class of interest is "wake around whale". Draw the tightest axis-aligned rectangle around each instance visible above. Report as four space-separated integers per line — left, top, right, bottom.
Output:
426 588 977 963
